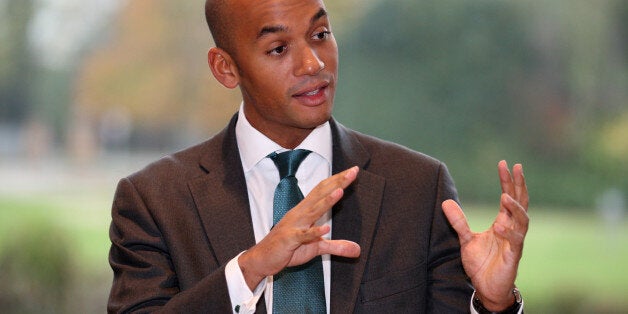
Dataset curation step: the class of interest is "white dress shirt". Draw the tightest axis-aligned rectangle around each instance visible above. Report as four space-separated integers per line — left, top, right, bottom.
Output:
225 105 333 314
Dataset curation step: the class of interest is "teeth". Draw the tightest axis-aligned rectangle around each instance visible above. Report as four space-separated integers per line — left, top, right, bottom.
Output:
304 89 319 96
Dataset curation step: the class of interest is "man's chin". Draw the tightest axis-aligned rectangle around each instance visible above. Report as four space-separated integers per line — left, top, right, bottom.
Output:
300 111 333 129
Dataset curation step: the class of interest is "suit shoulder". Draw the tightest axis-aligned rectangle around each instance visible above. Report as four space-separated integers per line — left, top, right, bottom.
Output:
125 137 215 186
342 128 457 199
349 129 443 170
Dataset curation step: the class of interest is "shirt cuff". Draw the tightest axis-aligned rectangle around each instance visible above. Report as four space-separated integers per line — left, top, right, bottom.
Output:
225 251 267 314
470 290 524 314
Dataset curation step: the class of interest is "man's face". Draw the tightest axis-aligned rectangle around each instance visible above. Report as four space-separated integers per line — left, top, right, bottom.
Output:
227 0 338 147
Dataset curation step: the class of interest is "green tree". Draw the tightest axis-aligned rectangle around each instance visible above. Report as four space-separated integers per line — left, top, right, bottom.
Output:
336 0 531 202
0 0 35 123
335 0 628 207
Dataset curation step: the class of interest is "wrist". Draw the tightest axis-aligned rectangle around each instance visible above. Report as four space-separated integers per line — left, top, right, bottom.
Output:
473 288 522 314
238 250 266 291
476 293 514 311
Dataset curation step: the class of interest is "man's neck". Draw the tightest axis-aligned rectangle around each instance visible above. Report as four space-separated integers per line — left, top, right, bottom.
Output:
241 105 320 149
235 106 333 173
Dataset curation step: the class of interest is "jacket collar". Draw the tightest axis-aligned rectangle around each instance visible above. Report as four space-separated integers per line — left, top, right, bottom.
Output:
190 114 257 264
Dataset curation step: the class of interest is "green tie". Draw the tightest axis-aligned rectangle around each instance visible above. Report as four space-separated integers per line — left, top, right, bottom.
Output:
269 149 326 314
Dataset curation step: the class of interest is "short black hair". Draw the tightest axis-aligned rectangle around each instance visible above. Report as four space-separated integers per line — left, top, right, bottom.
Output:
204 0 234 53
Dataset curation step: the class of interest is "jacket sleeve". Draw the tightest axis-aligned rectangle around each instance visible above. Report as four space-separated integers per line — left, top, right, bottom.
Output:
426 162 474 312
107 177 233 314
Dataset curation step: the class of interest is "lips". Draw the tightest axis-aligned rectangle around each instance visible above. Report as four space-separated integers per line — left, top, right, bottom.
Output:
289 78 333 107
303 88 322 96
293 82 329 98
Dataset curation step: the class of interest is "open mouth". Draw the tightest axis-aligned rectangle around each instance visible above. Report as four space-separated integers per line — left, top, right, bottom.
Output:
301 88 323 96
294 82 328 96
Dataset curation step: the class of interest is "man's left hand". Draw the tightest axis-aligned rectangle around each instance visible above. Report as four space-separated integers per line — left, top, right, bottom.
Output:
442 160 529 311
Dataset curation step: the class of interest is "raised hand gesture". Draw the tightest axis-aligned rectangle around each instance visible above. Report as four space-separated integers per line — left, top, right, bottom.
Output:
238 166 361 290
442 161 529 311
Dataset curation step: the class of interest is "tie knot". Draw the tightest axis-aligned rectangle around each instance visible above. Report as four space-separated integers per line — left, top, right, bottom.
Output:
269 149 312 179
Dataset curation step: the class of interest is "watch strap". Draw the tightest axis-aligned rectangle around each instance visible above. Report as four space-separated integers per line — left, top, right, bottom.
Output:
472 288 522 314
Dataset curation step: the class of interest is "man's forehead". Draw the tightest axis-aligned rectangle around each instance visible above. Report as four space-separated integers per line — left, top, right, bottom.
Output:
232 0 328 33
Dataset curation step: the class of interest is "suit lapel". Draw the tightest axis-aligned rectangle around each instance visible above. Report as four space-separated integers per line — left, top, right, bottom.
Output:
187 116 384 313
188 115 257 265
329 119 385 313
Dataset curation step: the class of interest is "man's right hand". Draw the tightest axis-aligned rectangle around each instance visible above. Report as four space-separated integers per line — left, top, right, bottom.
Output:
238 166 361 290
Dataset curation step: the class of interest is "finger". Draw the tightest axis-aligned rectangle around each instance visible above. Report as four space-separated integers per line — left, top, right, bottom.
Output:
318 239 361 258
498 160 515 197
500 193 529 236
290 167 359 225
295 224 331 244
298 166 359 209
317 166 360 192
512 164 529 211
291 187 344 227
287 238 361 267
494 206 512 228
442 199 473 244
493 222 525 254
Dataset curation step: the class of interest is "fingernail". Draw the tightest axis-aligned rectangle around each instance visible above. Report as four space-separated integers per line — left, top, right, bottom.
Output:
345 166 358 178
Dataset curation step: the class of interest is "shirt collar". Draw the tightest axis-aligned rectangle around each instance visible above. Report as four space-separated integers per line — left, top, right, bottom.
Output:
235 103 333 173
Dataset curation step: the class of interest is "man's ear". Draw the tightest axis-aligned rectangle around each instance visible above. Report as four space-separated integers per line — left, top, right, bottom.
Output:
207 47 239 89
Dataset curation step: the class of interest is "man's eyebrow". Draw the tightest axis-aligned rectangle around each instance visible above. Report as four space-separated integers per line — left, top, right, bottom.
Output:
256 8 328 40
311 8 327 24
258 25 288 39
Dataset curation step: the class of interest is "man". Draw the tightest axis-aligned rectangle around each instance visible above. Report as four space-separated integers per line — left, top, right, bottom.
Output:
108 0 529 313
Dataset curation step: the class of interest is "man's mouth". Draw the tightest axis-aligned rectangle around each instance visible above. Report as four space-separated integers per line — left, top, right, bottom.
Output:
293 82 329 97
302 88 322 96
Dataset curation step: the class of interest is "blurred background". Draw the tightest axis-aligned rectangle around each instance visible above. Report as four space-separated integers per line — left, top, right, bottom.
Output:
1 0 627 312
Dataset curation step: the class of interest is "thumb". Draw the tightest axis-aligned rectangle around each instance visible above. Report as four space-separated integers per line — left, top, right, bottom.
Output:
318 239 361 258
442 199 472 244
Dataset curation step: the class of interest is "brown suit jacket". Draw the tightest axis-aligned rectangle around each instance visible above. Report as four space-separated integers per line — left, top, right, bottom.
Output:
108 114 473 313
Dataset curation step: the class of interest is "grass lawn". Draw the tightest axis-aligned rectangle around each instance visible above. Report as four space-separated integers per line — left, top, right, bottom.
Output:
0 191 113 313
1 193 627 312
465 204 628 312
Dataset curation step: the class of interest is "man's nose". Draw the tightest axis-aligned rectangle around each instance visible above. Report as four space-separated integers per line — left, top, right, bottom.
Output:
294 45 325 76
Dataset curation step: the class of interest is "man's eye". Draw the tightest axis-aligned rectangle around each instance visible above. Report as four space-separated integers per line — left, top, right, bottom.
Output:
313 31 331 40
268 45 287 56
